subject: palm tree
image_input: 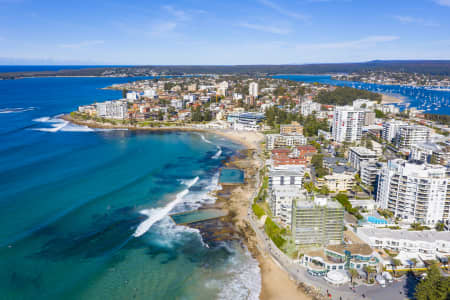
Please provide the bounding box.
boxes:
[410,258,418,270]
[363,266,376,282]
[349,268,358,284]
[392,258,402,275]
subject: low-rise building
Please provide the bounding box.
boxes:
[302,244,379,276]
[395,125,432,150]
[410,142,449,165]
[300,100,322,116]
[266,134,307,150]
[316,173,355,192]
[358,227,450,261]
[280,121,303,135]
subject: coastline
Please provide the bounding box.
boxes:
[62,114,312,300]
[381,93,405,104]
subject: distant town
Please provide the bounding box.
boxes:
[69,74,450,299]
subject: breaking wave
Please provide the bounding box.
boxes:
[0,107,36,114]
[133,176,199,237]
[212,146,222,159]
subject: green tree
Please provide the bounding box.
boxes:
[122,88,128,98]
[436,222,445,231]
[349,268,358,284]
[415,263,450,300]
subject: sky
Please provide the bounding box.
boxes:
[0,0,449,65]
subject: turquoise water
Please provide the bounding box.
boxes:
[367,216,388,225]
[273,74,450,115]
[219,169,244,184]
[0,77,261,299]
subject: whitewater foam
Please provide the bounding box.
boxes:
[199,133,213,144]
[216,246,261,300]
[212,146,222,159]
[0,107,36,114]
[133,176,199,237]
[32,116,96,132]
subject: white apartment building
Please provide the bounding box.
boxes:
[268,165,304,189]
[265,134,307,150]
[126,92,140,101]
[270,185,303,226]
[360,161,380,188]
[410,143,449,165]
[395,125,432,150]
[96,101,128,120]
[348,147,377,171]
[332,106,365,143]
[376,159,449,225]
[358,227,450,261]
[249,82,258,97]
[143,89,157,98]
[382,120,407,143]
[300,100,322,116]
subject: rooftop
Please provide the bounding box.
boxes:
[326,243,374,256]
[358,227,450,243]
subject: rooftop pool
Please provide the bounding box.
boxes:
[219,168,244,184]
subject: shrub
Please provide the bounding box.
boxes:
[252,204,265,219]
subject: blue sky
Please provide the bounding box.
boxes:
[0,0,449,65]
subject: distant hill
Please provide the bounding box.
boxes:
[1,60,449,78]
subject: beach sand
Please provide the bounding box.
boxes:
[381,94,404,104]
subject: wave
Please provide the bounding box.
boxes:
[0,107,36,114]
[133,176,199,237]
[199,133,213,144]
[32,116,94,132]
[211,245,261,300]
[212,146,222,159]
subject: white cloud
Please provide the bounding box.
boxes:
[59,40,104,49]
[149,22,177,36]
[162,5,190,21]
[434,0,450,7]
[259,0,309,21]
[296,35,399,50]
[239,22,291,35]
[393,15,439,27]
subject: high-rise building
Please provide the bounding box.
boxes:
[249,82,258,97]
[270,185,303,226]
[382,120,407,143]
[376,159,449,226]
[395,125,432,150]
[96,101,128,120]
[292,196,344,246]
[332,106,365,143]
[348,147,377,172]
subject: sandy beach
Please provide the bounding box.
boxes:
[381,93,404,104]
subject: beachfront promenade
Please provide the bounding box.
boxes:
[245,149,408,300]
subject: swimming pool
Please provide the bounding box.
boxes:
[367,216,388,225]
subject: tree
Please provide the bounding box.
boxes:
[319,185,330,195]
[349,268,358,284]
[122,88,128,98]
[375,109,385,118]
[415,263,450,300]
[436,222,445,231]
[363,266,376,281]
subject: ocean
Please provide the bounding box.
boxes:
[0,77,261,299]
[273,75,450,115]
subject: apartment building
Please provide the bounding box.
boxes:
[96,100,128,120]
[249,82,258,97]
[348,147,377,172]
[300,100,322,116]
[382,120,407,143]
[332,106,365,143]
[292,197,344,246]
[395,125,432,150]
[280,121,304,135]
[376,159,449,225]
[266,134,307,150]
[270,185,303,226]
